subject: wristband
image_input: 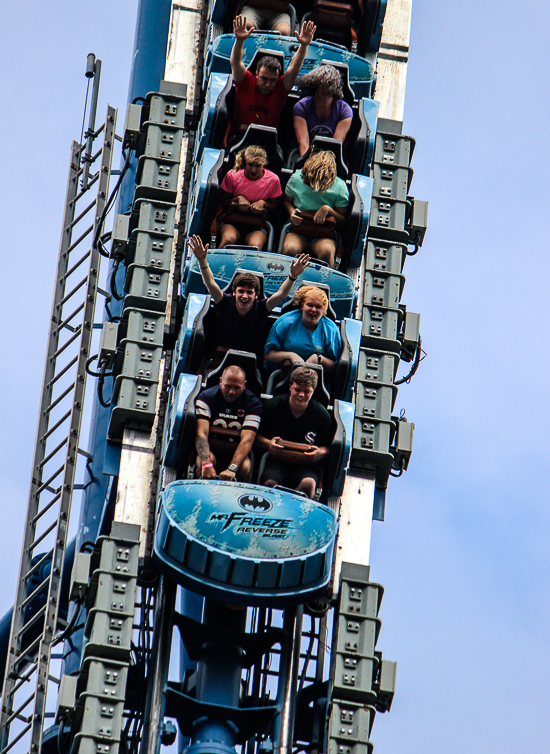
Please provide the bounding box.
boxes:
[228,463,239,473]
[200,264,208,271]
[202,462,214,469]
[317,354,322,364]
[288,274,297,282]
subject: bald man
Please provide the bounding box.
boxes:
[195,365,262,481]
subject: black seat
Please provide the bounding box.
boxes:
[205,349,264,396]
[247,47,286,75]
[222,268,266,299]
[279,281,337,320]
[319,59,355,105]
[227,125,284,175]
[293,136,348,179]
[346,99,370,175]
[266,361,330,406]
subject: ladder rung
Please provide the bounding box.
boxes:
[25,549,53,581]
[52,328,81,361]
[45,384,74,417]
[41,410,72,444]
[31,491,61,526]
[46,356,78,390]
[59,276,88,308]
[11,663,37,695]
[35,466,64,496]
[5,691,35,728]
[67,198,97,231]
[38,436,68,470]
[71,170,99,205]
[2,720,32,753]
[12,634,41,669]
[26,519,57,554]
[16,604,47,637]
[53,303,85,335]
[66,224,93,255]
[63,248,91,283]
[19,579,49,613]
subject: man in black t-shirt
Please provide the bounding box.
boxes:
[255,367,332,499]
[189,235,309,358]
[195,365,262,481]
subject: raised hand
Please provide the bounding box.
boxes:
[295,20,315,46]
[233,14,254,40]
[189,234,208,261]
[290,253,310,278]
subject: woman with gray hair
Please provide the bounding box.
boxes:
[293,65,353,156]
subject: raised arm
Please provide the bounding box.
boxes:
[188,235,223,304]
[283,21,316,91]
[266,254,310,311]
[231,15,253,84]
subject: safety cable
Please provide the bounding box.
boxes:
[92,146,133,253]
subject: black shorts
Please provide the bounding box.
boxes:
[261,458,320,489]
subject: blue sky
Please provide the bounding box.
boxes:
[1,1,550,752]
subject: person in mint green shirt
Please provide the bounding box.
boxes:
[283,150,349,268]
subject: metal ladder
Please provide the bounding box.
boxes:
[0,101,117,754]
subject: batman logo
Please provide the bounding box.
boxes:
[238,494,272,513]
[267,263,284,272]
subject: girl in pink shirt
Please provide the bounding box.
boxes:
[219,146,282,250]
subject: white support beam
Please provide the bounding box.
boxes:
[374,0,412,121]
[332,474,375,594]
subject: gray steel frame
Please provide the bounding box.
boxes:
[0,105,116,754]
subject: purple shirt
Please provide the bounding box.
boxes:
[293,96,353,140]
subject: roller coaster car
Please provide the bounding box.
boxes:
[266,283,361,402]
[303,0,354,50]
[301,0,386,56]
[208,33,375,98]
[181,247,357,319]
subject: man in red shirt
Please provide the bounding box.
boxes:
[230,14,316,135]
